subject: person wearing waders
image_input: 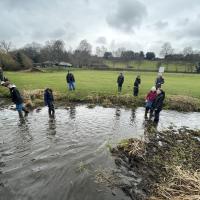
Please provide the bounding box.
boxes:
[133,75,141,96]
[155,74,165,89]
[145,86,157,118]
[6,83,29,118]
[117,73,124,93]
[44,88,55,117]
[66,71,75,91]
[153,88,165,123]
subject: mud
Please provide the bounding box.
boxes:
[111,125,200,200]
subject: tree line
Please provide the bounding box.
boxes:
[0,39,199,71]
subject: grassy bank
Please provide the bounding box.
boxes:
[0,70,200,111]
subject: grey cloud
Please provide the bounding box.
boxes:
[154,21,168,29]
[96,37,107,44]
[106,0,147,32]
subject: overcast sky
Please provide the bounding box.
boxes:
[0,0,200,54]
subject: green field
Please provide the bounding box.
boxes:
[1,70,200,99]
[104,60,195,73]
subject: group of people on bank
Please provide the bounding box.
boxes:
[117,72,165,123]
[1,66,165,123]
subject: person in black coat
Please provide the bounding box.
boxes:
[155,74,165,89]
[0,67,4,82]
[117,73,124,93]
[153,88,165,123]
[133,75,141,96]
[6,84,29,118]
[44,88,55,117]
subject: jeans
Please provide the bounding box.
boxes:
[68,82,75,90]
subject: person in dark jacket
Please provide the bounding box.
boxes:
[44,88,55,117]
[0,67,4,82]
[6,83,29,118]
[155,74,165,89]
[117,73,124,93]
[66,71,75,91]
[153,88,165,123]
[133,75,141,96]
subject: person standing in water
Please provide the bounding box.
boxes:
[3,82,29,118]
[44,88,55,117]
[117,72,124,93]
[133,75,141,96]
[145,86,157,118]
[153,88,165,123]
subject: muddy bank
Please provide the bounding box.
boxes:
[1,89,199,112]
[111,126,200,200]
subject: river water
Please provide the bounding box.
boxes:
[0,105,200,200]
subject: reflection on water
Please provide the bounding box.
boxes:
[47,117,57,136]
[0,105,200,200]
[69,106,76,120]
[115,107,121,121]
[130,109,136,125]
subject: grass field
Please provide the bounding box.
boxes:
[1,69,200,99]
[104,60,195,73]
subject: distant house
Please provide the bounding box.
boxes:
[57,62,72,67]
[42,61,55,67]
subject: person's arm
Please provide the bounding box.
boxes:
[122,77,124,84]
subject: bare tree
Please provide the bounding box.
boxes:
[0,40,12,53]
[113,47,126,57]
[183,46,193,56]
[77,40,92,54]
[96,46,107,57]
[160,42,174,57]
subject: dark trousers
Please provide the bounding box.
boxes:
[48,103,55,117]
[118,84,122,92]
[133,87,139,96]
[154,109,161,123]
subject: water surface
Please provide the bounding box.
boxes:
[0,105,200,200]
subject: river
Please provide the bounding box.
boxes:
[0,105,200,200]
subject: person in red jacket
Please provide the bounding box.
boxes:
[145,86,157,118]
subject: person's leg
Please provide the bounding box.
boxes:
[16,104,24,118]
[48,106,51,116]
[154,109,161,123]
[134,87,138,96]
[145,107,150,118]
[72,82,75,90]
[51,103,55,117]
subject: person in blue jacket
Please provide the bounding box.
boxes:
[44,88,55,117]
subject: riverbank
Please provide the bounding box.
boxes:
[111,126,200,200]
[1,89,200,112]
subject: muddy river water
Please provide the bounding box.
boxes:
[0,104,200,200]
